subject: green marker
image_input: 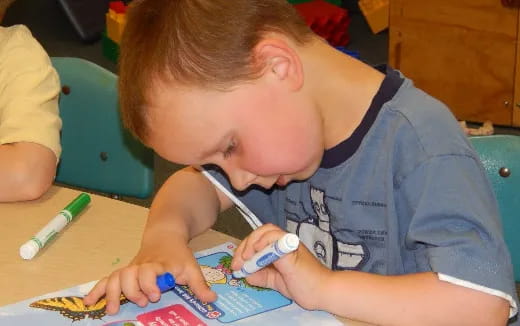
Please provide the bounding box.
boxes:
[19,193,91,260]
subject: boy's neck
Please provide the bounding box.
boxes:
[301,39,385,150]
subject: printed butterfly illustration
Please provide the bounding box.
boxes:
[29,294,129,321]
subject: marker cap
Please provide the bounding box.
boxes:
[279,233,300,253]
[20,240,39,260]
[156,272,176,292]
[64,193,91,217]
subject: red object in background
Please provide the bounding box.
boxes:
[294,0,351,46]
[109,1,127,13]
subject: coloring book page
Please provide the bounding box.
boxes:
[0,242,341,325]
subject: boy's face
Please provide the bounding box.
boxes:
[146,74,325,191]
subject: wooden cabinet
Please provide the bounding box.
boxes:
[389,0,520,126]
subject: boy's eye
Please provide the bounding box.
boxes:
[223,140,237,159]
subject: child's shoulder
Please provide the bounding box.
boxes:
[0,24,46,55]
[0,24,33,43]
[381,75,473,158]
[0,24,53,71]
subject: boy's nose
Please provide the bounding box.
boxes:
[228,169,257,191]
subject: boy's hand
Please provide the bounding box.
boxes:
[231,224,331,310]
[83,239,216,315]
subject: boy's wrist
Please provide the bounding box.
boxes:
[137,226,191,263]
[143,218,190,244]
[315,269,346,312]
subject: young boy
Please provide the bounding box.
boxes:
[0,0,62,202]
[84,0,518,324]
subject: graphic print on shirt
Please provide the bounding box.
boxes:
[286,186,368,270]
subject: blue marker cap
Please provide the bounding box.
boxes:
[156,272,176,292]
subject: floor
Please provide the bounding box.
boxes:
[4,0,520,240]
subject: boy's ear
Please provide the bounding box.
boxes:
[253,38,304,91]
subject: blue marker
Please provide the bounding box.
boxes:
[156,272,176,292]
[233,233,300,278]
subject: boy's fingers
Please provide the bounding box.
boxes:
[187,268,217,303]
[247,267,290,298]
[104,273,123,315]
[246,267,273,288]
[120,267,148,307]
[241,224,285,260]
[139,265,165,302]
[232,224,283,270]
[231,237,250,270]
[253,229,287,253]
[83,278,108,305]
[239,228,264,260]
[233,229,297,278]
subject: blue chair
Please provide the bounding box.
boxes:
[470,135,520,281]
[51,57,154,199]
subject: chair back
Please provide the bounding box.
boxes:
[51,57,154,198]
[470,135,520,281]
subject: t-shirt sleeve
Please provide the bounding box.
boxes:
[397,154,518,318]
[0,25,62,160]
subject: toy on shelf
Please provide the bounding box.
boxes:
[102,31,120,64]
[358,0,389,34]
[103,1,127,63]
[294,0,351,47]
[106,1,127,44]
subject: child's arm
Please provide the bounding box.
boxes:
[320,269,509,326]
[84,166,234,314]
[233,224,510,326]
[0,142,56,201]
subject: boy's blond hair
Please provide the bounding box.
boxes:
[119,0,313,142]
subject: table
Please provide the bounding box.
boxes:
[0,186,370,325]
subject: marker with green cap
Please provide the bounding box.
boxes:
[19,193,91,260]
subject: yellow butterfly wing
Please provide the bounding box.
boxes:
[30,295,129,321]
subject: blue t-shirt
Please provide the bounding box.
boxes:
[206,67,518,320]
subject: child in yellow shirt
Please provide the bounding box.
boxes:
[0,0,62,201]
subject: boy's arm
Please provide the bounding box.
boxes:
[324,153,514,325]
[85,166,235,313]
[0,142,56,202]
[235,225,511,326]
[142,166,234,244]
[320,270,509,326]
